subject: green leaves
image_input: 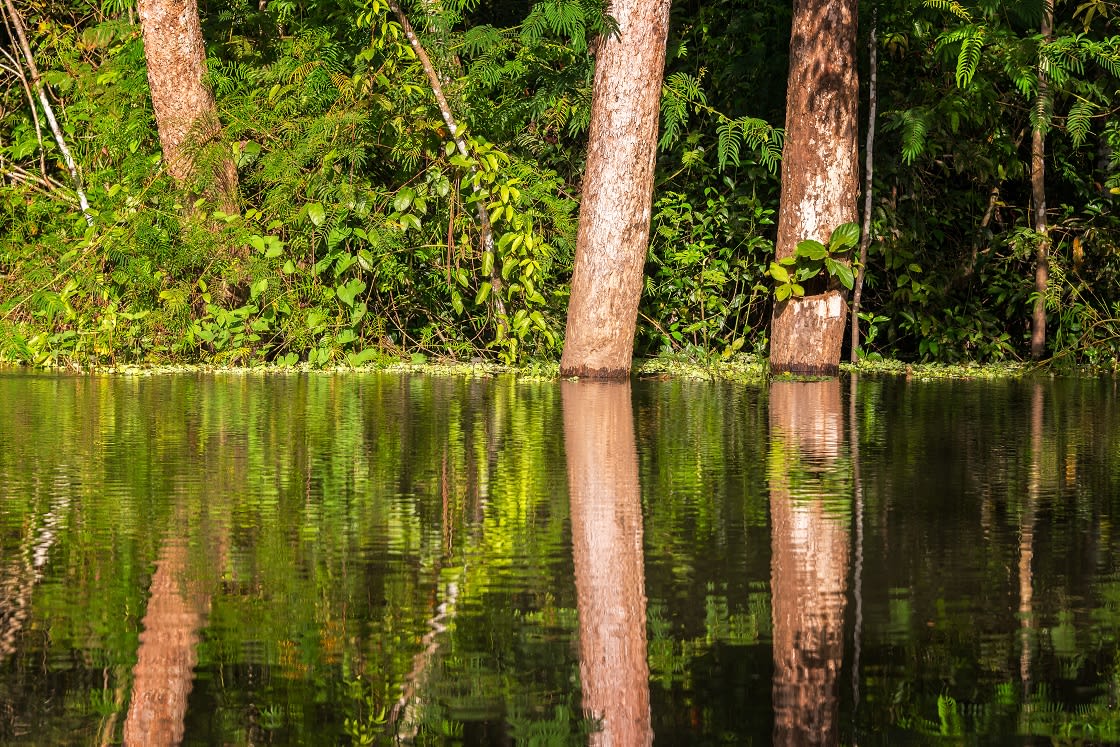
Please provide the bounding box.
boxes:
[770,222,860,300]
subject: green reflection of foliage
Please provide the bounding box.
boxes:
[0,372,587,744]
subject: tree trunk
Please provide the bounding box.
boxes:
[771,0,859,376]
[137,0,239,216]
[768,380,849,746]
[559,0,671,379]
[563,380,652,746]
[850,10,877,363]
[1030,1,1053,360]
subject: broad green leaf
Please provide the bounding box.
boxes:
[795,239,828,260]
[829,222,861,250]
[392,188,415,212]
[307,202,326,227]
[250,278,268,299]
[775,283,791,302]
[769,261,790,283]
[475,282,492,304]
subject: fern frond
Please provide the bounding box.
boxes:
[924,0,973,22]
[955,26,986,88]
[1064,94,1095,146]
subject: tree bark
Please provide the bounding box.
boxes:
[850,11,877,363]
[559,0,671,379]
[137,0,239,216]
[1030,1,1053,360]
[768,380,849,746]
[771,0,859,376]
[563,380,652,746]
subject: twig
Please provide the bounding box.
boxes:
[386,0,508,335]
[1,0,94,225]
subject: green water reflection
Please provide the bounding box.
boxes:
[1,372,1119,744]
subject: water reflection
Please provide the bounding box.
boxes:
[563,380,653,747]
[123,533,207,746]
[769,380,850,746]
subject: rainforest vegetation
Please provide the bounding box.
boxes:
[3,0,1120,370]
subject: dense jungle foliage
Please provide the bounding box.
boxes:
[3,0,1120,368]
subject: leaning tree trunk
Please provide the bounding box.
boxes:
[559,0,671,378]
[137,0,239,218]
[770,0,860,376]
[1030,0,1053,360]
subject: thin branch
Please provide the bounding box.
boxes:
[851,10,878,362]
[386,0,508,336]
[1,0,94,225]
[0,29,47,175]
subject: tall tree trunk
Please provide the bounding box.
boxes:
[563,380,652,746]
[559,0,671,378]
[851,10,877,363]
[769,380,849,746]
[770,0,859,376]
[137,0,239,217]
[1030,1,1053,360]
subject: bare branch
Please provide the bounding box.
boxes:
[386,0,508,333]
[1,0,94,225]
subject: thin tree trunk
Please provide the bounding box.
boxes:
[559,0,672,378]
[137,0,239,217]
[851,11,877,363]
[1,0,93,224]
[386,0,508,333]
[563,380,652,746]
[1030,1,1053,360]
[770,0,859,376]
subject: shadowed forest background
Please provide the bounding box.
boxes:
[4,0,1120,369]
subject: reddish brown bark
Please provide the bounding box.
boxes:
[768,380,849,746]
[138,0,239,215]
[123,538,208,747]
[1030,1,1053,360]
[771,0,859,376]
[563,380,652,746]
[559,0,671,379]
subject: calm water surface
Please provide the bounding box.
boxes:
[1,371,1119,745]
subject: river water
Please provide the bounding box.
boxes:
[0,371,1118,744]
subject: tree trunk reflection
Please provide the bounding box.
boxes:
[123,525,210,746]
[563,380,652,747]
[769,380,850,746]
